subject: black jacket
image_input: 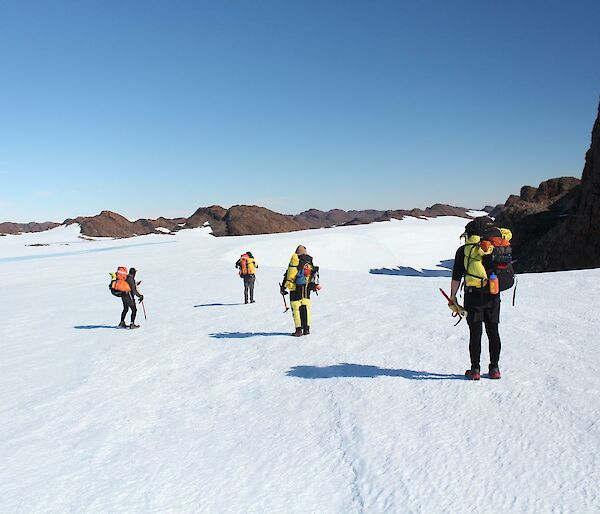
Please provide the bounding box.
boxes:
[126,275,142,299]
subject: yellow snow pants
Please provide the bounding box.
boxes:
[291,298,311,328]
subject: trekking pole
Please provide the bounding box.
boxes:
[439,288,466,326]
[136,281,147,320]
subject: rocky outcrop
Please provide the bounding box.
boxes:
[63,211,184,239]
[0,221,60,235]
[570,103,600,268]
[182,205,228,235]
[294,204,470,228]
[494,102,600,272]
[224,205,309,236]
[294,209,366,228]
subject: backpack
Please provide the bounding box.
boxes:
[464,218,515,292]
[485,229,515,292]
[295,255,314,285]
[238,254,250,276]
[110,266,131,295]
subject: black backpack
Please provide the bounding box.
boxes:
[486,245,515,292]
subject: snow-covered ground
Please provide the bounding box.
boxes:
[1,217,599,513]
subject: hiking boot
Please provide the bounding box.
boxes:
[129,323,140,330]
[465,367,481,380]
[250,300,255,303]
[291,328,303,337]
[118,321,127,328]
[488,366,501,379]
[303,326,310,335]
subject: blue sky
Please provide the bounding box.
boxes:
[1,0,599,222]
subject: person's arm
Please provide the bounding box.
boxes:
[128,276,143,299]
[235,259,241,269]
[449,246,464,299]
[450,279,461,298]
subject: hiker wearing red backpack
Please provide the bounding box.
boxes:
[109,266,144,329]
[235,251,258,304]
[448,217,515,380]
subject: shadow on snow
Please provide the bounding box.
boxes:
[287,363,465,380]
[210,331,290,339]
[194,303,245,308]
[370,259,454,277]
[74,325,121,330]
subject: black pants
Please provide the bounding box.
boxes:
[465,290,501,369]
[121,294,137,324]
[243,275,255,303]
[468,321,501,369]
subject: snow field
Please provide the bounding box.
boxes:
[1,218,599,513]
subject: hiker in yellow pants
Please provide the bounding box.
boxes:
[280,245,320,337]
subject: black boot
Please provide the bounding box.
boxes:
[118,321,127,328]
[303,326,310,335]
[291,327,303,337]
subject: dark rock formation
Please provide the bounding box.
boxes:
[1,202,472,239]
[482,206,495,213]
[494,102,600,272]
[63,211,184,238]
[224,205,309,236]
[0,221,60,235]
[182,205,228,235]
[294,204,470,228]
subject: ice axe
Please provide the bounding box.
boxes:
[279,283,290,313]
[439,288,467,326]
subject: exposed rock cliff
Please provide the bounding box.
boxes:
[494,102,600,271]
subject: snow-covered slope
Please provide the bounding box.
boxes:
[1,218,598,513]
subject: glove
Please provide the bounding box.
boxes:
[280,284,288,296]
[448,302,461,316]
[447,296,466,317]
[138,295,144,302]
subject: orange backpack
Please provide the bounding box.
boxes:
[239,254,249,276]
[111,266,131,293]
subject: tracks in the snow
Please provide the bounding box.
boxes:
[324,382,399,513]
[328,389,365,512]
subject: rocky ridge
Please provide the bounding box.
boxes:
[0,221,60,236]
[1,204,471,238]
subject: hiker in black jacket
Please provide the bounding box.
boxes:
[448,217,508,380]
[119,268,144,329]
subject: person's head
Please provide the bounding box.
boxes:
[129,267,137,277]
[246,251,253,258]
[295,245,307,255]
